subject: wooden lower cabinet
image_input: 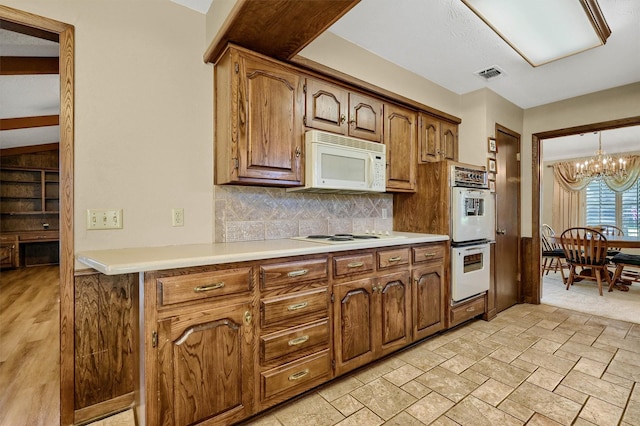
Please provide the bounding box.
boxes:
[136,243,451,425]
[412,263,446,341]
[333,270,412,376]
[156,301,254,425]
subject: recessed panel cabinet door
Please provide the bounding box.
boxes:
[440,121,458,161]
[305,78,348,134]
[157,302,254,426]
[412,263,445,341]
[384,104,417,192]
[237,54,304,185]
[348,93,383,142]
[333,278,376,376]
[378,271,412,356]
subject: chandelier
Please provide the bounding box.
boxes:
[575,132,628,181]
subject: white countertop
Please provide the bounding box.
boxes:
[76,232,448,275]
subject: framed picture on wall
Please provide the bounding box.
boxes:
[488,158,497,173]
[489,179,496,193]
[488,137,497,153]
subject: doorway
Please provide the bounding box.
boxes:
[531,116,640,304]
[0,5,74,425]
[494,124,521,312]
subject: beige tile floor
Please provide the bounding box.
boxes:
[243,303,640,426]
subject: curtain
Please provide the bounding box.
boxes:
[552,177,581,232]
[552,154,640,193]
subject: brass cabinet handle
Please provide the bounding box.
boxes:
[287,269,308,278]
[339,114,346,124]
[287,301,308,311]
[424,253,436,257]
[288,369,310,381]
[465,306,476,312]
[388,256,402,262]
[295,146,301,158]
[243,310,252,325]
[288,335,309,346]
[194,282,225,292]
[347,262,364,268]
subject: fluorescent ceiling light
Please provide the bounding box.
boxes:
[462,0,611,67]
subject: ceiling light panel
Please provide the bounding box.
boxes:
[462,0,611,67]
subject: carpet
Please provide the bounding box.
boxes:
[541,270,639,324]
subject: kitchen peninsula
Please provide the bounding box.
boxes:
[74,231,462,425]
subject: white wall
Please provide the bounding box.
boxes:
[3,0,215,255]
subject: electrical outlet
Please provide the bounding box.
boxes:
[87,209,123,230]
[382,208,388,219]
[172,208,184,227]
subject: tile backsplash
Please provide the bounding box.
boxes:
[214,185,393,242]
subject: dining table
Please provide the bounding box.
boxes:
[548,234,640,291]
[549,234,640,249]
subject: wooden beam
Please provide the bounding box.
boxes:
[0,56,59,74]
[204,0,360,63]
[0,115,59,130]
[0,18,59,42]
[0,142,59,157]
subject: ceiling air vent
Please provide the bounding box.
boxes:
[475,66,505,81]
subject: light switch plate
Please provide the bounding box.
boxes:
[87,209,123,230]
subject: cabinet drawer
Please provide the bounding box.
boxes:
[413,244,445,264]
[378,248,410,269]
[261,288,328,327]
[261,349,331,400]
[158,267,252,306]
[450,295,486,326]
[260,258,328,289]
[261,319,329,363]
[333,252,374,277]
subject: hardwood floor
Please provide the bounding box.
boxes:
[0,265,60,425]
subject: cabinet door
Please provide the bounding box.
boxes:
[441,121,458,161]
[348,93,383,142]
[412,263,445,341]
[304,78,348,134]
[384,104,416,192]
[418,113,441,163]
[237,54,304,185]
[157,302,254,425]
[0,241,18,268]
[333,278,376,376]
[377,271,412,356]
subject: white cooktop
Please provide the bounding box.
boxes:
[290,233,407,245]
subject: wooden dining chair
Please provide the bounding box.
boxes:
[597,224,624,256]
[559,227,614,296]
[541,225,566,282]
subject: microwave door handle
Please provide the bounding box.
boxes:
[367,154,374,188]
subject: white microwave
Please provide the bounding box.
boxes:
[287,130,386,194]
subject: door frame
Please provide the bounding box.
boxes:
[530,116,640,304]
[0,5,75,425]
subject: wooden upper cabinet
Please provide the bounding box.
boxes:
[418,113,458,163]
[304,79,382,143]
[384,103,417,192]
[215,46,304,186]
[304,78,348,134]
[348,92,383,142]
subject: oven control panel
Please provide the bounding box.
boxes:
[452,166,488,188]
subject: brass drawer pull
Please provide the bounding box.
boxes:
[194,282,225,292]
[387,256,402,262]
[465,306,476,312]
[424,252,436,257]
[288,369,309,381]
[347,262,364,268]
[288,335,309,346]
[287,269,308,278]
[287,301,308,311]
